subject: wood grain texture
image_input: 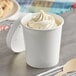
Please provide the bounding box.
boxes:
[0,10,76,76]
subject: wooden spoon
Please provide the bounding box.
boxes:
[55,58,76,76]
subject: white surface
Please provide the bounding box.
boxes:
[21,13,64,68]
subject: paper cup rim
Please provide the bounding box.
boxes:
[21,13,64,31]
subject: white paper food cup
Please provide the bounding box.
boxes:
[21,13,64,68]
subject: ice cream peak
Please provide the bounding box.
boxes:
[27,10,60,30]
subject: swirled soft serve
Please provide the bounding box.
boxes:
[26,10,60,30]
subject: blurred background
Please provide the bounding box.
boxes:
[0,0,76,31]
[17,0,74,14]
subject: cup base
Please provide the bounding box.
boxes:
[26,61,59,69]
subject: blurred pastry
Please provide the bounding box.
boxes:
[0,0,14,18]
[32,0,55,7]
[29,0,55,13]
[0,6,4,18]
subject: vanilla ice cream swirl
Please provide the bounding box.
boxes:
[27,10,58,30]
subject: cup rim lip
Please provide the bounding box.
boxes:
[21,13,64,31]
